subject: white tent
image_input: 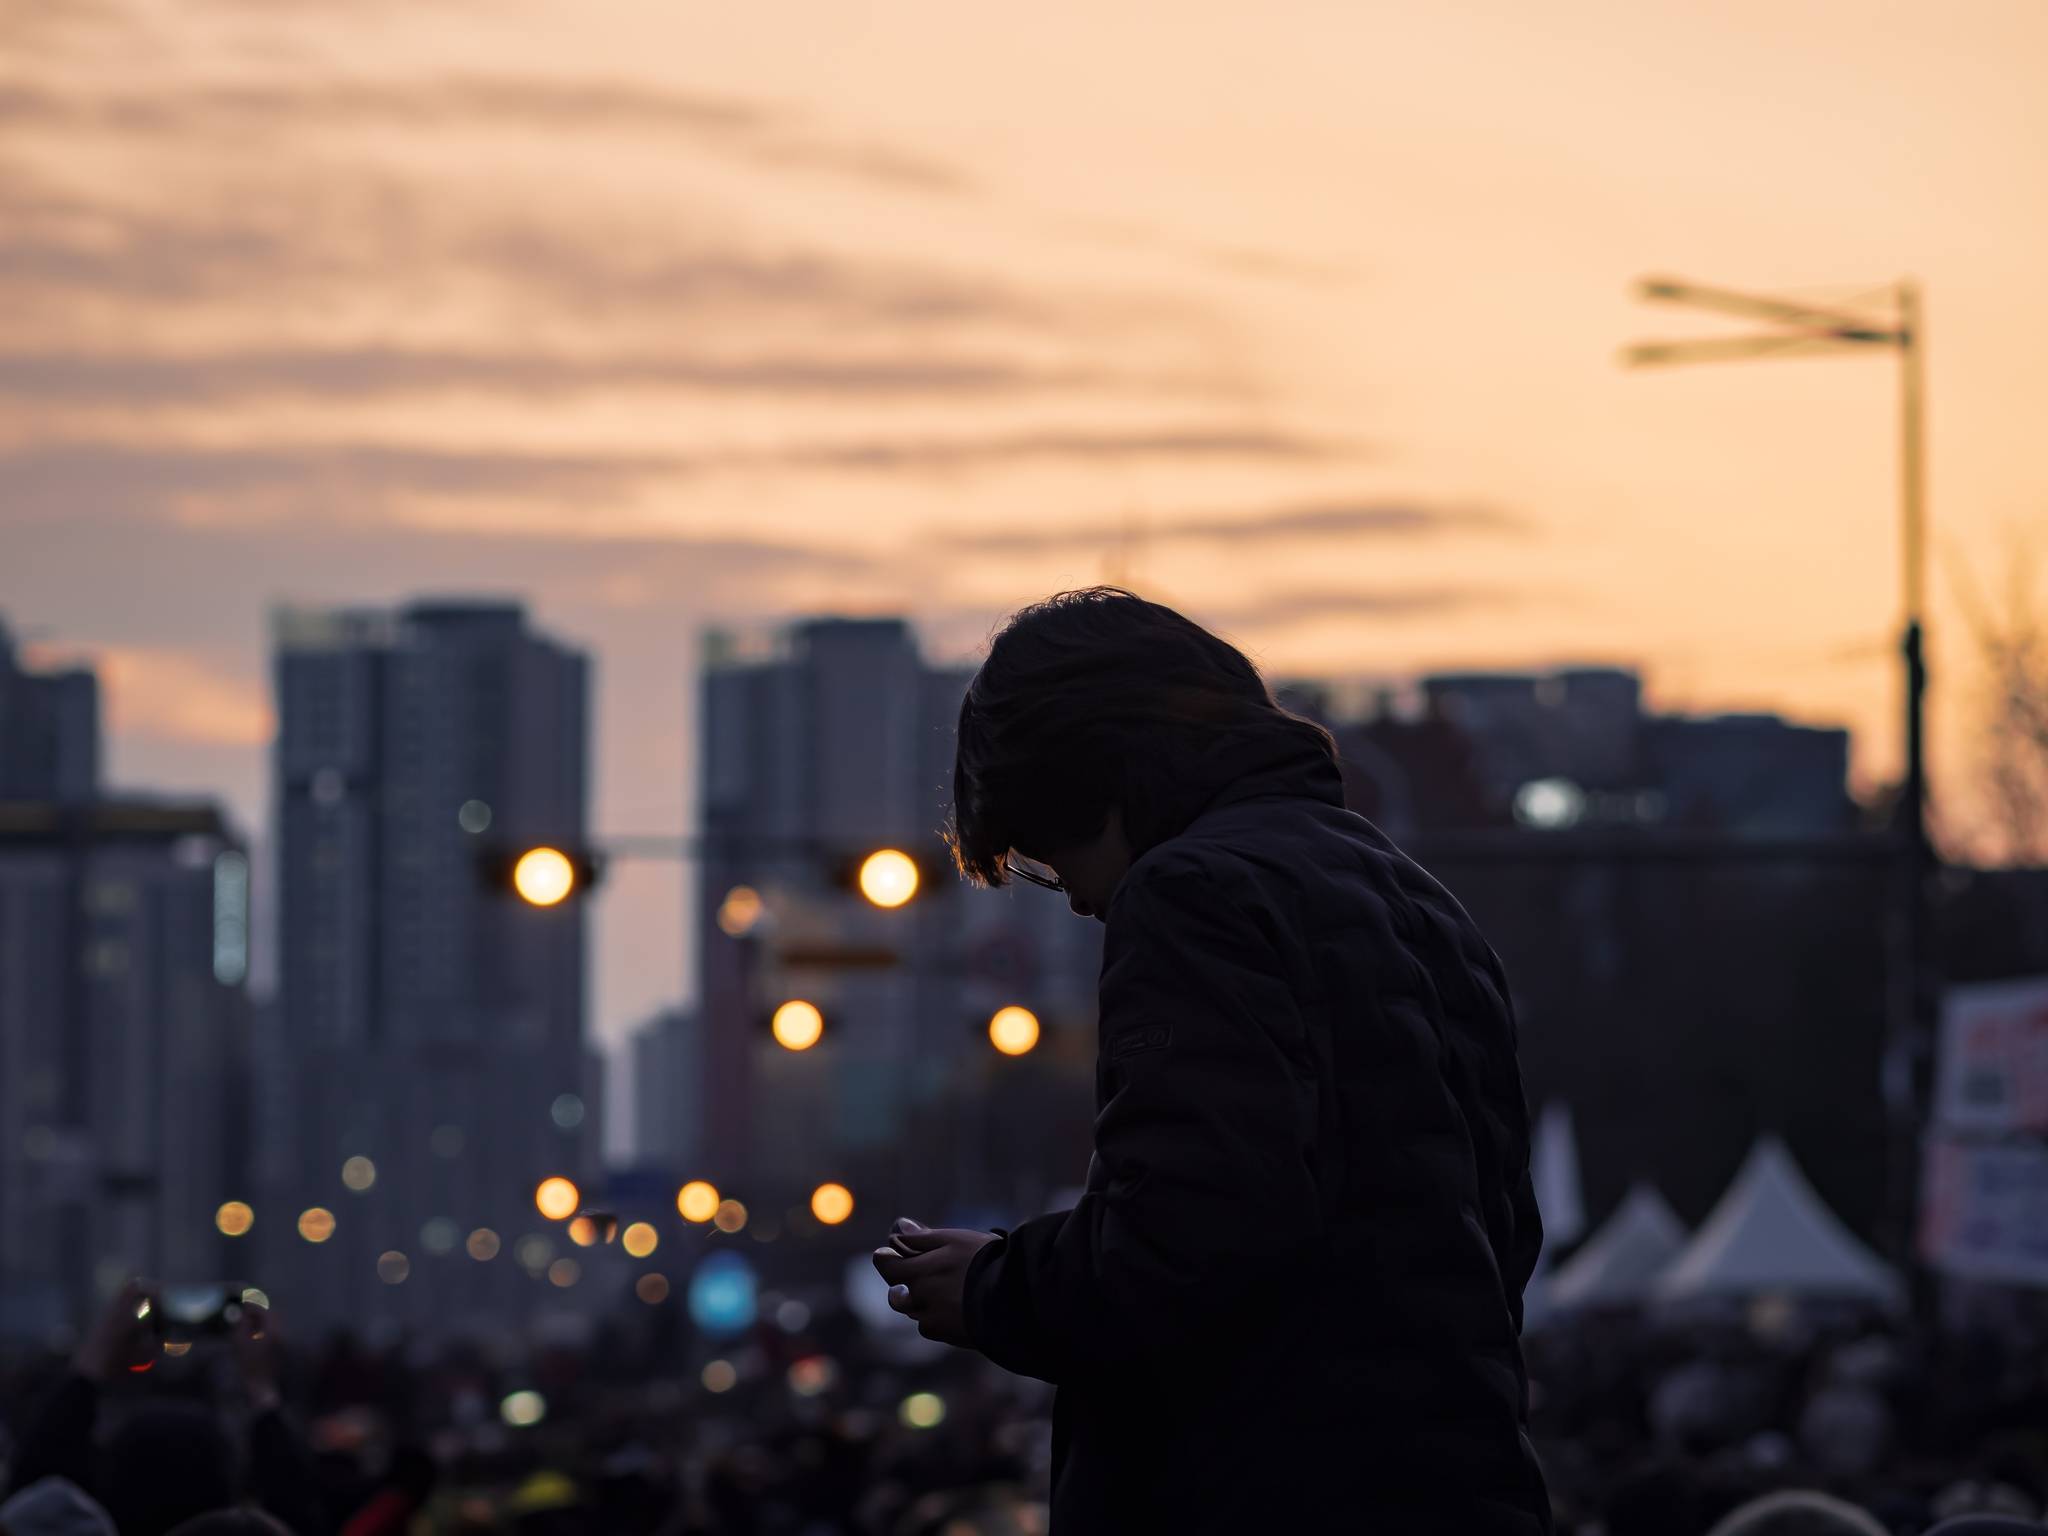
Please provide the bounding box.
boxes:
[1544,1183,1689,1312]
[1532,1102,1587,1250]
[1654,1138,1902,1309]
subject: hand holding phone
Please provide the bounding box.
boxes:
[75,1276,160,1381]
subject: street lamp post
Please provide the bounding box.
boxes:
[1624,276,1933,1263]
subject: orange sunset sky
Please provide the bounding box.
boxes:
[5,0,2046,1046]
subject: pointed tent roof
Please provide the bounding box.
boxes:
[1654,1138,1902,1308]
[1543,1182,1688,1311]
[1532,1102,1587,1250]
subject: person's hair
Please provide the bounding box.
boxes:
[1702,1490,1890,1536]
[948,587,1335,885]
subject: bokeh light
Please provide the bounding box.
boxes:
[500,1390,545,1427]
[420,1217,459,1255]
[457,799,492,834]
[989,1005,1041,1056]
[516,1235,553,1273]
[215,1200,254,1237]
[298,1207,336,1243]
[858,848,920,908]
[717,885,764,936]
[241,1287,270,1309]
[340,1156,376,1192]
[677,1180,720,1223]
[512,847,575,906]
[810,1182,854,1225]
[567,1215,599,1247]
[547,1258,580,1288]
[534,1176,579,1220]
[771,999,824,1051]
[635,1272,670,1305]
[376,1251,411,1285]
[900,1392,946,1429]
[714,1199,749,1233]
[701,1359,737,1393]
[622,1222,659,1258]
[788,1355,837,1396]
[550,1092,585,1129]
[688,1251,758,1335]
[467,1227,501,1261]
[776,1298,812,1332]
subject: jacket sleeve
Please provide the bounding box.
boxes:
[963,860,1324,1383]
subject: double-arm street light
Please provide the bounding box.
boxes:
[1624,275,1931,1258]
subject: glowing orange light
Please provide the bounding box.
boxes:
[534,1177,579,1221]
[635,1272,670,1304]
[215,1200,255,1237]
[513,847,576,907]
[988,1005,1041,1056]
[858,849,919,909]
[810,1182,854,1226]
[717,885,764,936]
[297,1207,336,1243]
[677,1180,720,1223]
[714,1199,748,1233]
[622,1221,659,1258]
[771,1000,824,1051]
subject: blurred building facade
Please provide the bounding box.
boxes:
[694,619,1099,1233]
[630,1005,702,1170]
[268,600,594,1329]
[0,624,249,1337]
[0,617,98,803]
[1302,665,1855,840]
[1290,664,1881,1239]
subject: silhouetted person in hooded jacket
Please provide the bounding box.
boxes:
[875,588,1552,1533]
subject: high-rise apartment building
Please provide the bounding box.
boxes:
[695,619,1100,1227]
[270,601,592,1326]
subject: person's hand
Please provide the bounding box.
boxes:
[74,1276,159,1382]
[871,1219,996,1347]
[232,1302,283,1412]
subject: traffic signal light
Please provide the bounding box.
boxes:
[478,845,606,905]
[828,847,943,908]
[768,999,827,1050]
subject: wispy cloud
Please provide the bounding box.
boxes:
[770,426,1350,473]
[0,158,1213,367]
[95,645,275,746]
[945,501,1513,553]
[0,441,677,530]
[0,346,1142,406]
[1206,585,1510,632]
[0,76,973,195]
[0,429,1348,532]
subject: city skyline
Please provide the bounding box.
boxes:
[3,604,1870,1059]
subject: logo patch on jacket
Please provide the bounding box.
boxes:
[1109,1024,1172,1060]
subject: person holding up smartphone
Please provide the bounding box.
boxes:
[2,1280,325,1535]
[873,588,1552,1534]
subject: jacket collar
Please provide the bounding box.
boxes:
[1188,729,1345,821]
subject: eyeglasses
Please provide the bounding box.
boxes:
[1004,853,1065,893]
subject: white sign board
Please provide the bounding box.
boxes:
[1932,977,2048,1136]
[1920,1135,2048,1287]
